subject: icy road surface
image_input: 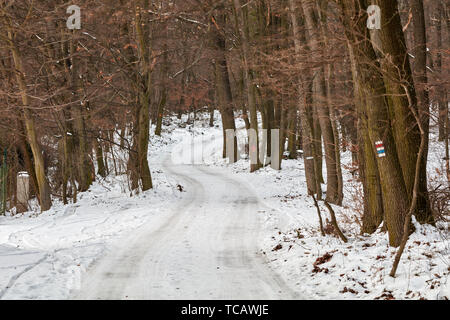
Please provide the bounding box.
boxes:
[74,154,299,299]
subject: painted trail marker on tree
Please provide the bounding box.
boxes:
[375,141,386,158]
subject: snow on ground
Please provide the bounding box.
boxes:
[0,110,448,300]
[0,172,183,299]
[196,116,449,300]
[0,114,202,299]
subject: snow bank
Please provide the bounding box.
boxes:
[0,114,198,299]
[201,120,449,300]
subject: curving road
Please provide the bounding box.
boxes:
[73,149,299,299]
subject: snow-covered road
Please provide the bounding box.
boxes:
[73,153,299,299]
[0,114,447,300]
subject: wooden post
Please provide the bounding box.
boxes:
[16,172,30,213]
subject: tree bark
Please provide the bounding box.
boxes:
[436,1,447,142]
[340,0,410,246]
[301,0,340,204]
[7,29,52,212]
[155,37,168,137]
[95,137,106,178]
[410,0,432,224]
[288,0,319,195]
[233,0,261,172]
[211,12,238,163]
[375,0,432,224]
[134,0,153,191]
[347,42,384,233]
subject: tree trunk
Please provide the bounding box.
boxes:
[134,0,153,191]
[95,137,106,178]
[301,0,340,204]
[326,65,344,205]
[340,0,410,246]
[71,104,92,192]
[436,1,447,142]
[288,0,320,196]
[313,104,324,186]
[7,29,52,212]
[287,109,298,159]
[155,89,166,137]
[347,42,384,233]
[375,0,432,224]
[212,13,238,163]
[233,0,261,172]
[155,38,169,137]
[17,120,40,204]
[410,0,433,224]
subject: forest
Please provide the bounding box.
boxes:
[0,0,448,300]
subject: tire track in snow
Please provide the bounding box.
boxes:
[0,254,49,299]
[73,140,301,299]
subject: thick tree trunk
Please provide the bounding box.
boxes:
[326,65,344,205]
[301,0,340,204]
[134,0,153,191]
[155,40,169,137]
[320,0,344,205]
[212,14,238,163]
[137,92,153,190]
[17,120,40,204]
[375,0,432,224]
[313,104,324,186]
[233,0,261,172]
[358,120,384,234]
[288,0,320,196]
[8,30,52,212]
[436,2,447,142]
[410,0,432,224]
[60,30,92,194]
[71,104,92,192]
[341,0,410,246]
[347,42,384,233]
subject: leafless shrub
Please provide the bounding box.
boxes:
[429,184,450,224]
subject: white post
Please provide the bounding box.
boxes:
[16,172,29,213]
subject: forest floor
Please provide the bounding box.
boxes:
[0,111,448,299]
